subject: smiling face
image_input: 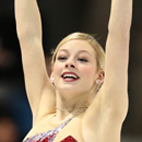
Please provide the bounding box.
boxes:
[52,39,99,96]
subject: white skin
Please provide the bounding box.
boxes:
[15,0,132,141]
[52,39,104,119]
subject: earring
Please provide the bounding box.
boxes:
[51,77,54,83]
[96,79,100,84]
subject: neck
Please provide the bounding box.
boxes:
[55,89,95,121]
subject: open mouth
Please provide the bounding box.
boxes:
[61,72,79,82]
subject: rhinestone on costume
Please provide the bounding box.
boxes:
[60,135,78,142]
[23,116,75,142]
[41,137,48,142]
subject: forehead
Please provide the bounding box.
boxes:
[58,39,96,55]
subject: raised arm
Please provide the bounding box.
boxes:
[15,0,55,125]
[101,0,132,119]
[85,0,132,123]
[83,1,132,141]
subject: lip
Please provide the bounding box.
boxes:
[61,71,80,82]
[61,71,79,77]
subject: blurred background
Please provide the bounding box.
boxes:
[0,0,142,141]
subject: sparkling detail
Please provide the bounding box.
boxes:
[23,116,75,142]
[60,135,78,142]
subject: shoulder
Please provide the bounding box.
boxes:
[24,113,55,141]
[82,89,126,142]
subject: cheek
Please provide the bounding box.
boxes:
[52,62,62,75]
[82,67,91,75]
[80,65,97,80]
[81,64,96,74]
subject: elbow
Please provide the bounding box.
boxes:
[108,22,131,38]
[17,30,29,42]
[17,29,41,46]
[108,27,130,38]
[16,25,42,43]
[107,28,130,42]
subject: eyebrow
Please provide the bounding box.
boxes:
[58,49,92,55]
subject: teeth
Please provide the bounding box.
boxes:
[63,74,78,79]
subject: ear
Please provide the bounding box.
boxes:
[50,72,54,80]
[96,70,105,84]
[50,72,55,85]
[50,64,55,78]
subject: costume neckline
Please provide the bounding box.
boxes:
[23,115,75,142]
[49,111,84,127]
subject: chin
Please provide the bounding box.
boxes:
[58,86,83,95]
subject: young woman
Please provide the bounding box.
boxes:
[15,0,133,142]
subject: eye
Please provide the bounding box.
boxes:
[57,56,67,61]
[78,58,88,62]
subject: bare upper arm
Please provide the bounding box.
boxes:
[15,0,56,125]
[102,33,129,110]
[90,0,132,117]
[83,0,132,140]
[82,90,123,142]
[20,38,56,124]
[89,33,129,121]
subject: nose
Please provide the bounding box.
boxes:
[65,64,75,68]
[65,60,75,68]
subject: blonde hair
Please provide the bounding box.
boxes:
[51,32,105,71]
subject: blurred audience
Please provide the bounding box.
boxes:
[0,36,16,70]
[0,116,20,142]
